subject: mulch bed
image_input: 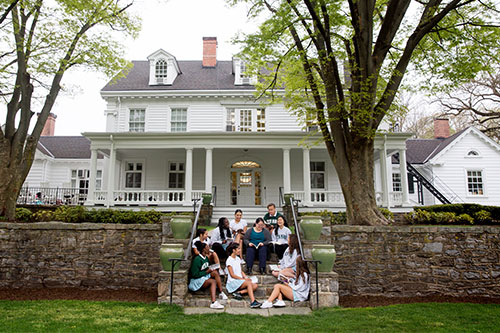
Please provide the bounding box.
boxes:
[1,288,499,308]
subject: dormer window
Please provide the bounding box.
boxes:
[148,49,181,86]
[240,62,250,85]
[155,59,168,83]
[467,150,479,157]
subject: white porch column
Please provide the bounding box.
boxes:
[85,149,98,205]
[399,148,410,205]
[283,148,291,194]
[303,148,311,206]
[107,142,116,208]
[185,148,193,204]
[379,140,390,208]
[205,148,213,193]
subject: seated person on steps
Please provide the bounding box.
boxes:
[225,243,262,308]
[244,217,271,275]
[271,215,292,260]
[229,209,247,260]
[263,203,283,232]
[192,228,220,268]
[210,217,232,262]
[188,241,228,309]
[271,233,299,279]
[260,256,310,309]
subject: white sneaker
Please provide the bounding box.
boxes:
[260,300,273,309]
[210,301,224,309]
[274,300,286,307]
[219,292,228,300]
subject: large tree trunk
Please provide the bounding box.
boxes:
[0,136,36,221]
[335,138,388,226]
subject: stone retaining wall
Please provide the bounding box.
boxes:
[0,222,161,289]
[331,225,500,297]
[1,222,499,299]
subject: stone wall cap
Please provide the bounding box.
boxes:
[0,221,162,231]
[331,225,500,233]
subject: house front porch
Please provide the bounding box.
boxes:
[82,131,413,211]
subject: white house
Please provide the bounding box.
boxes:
[400,119,500,206]
[21,37,413,216]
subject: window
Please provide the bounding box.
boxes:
[256,108,266,132]
[392,173,402,192]
[71,169,102,191]
[408,174,415,194]
[125,162,143,189]
[240,61,250,84]
[168,162,185,188]
[129,109,145,132]
[310,161,325,189]
[467,150,479,157]
[155,59,167,82]
[226,108,266,132]
[467,170,484,195]
[171,108,187,132]
[226,108,235,131]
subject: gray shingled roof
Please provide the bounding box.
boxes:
[38,136,91,159]
[406,128,468,164]
[102,60,256,92]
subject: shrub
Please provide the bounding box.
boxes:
[54,206,87,223]
[379,208,394,222]
[456,213,474,225]
[474,210,492,224]
[33,210,55,222]
[433,212,456,224]
[15,208,33,222]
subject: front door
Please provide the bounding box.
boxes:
[230,162,262,206]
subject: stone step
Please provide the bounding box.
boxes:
[185,295,311,308]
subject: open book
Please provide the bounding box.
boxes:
[209,263,220,270]
[278,273,289,284]
[269,264,280,272]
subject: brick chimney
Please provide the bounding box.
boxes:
[202,37,217,67]
[41,113,57,136]
[434,118,450,139]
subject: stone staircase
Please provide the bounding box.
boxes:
[158,215,339,309]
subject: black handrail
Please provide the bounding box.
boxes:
[185,199,203,260]
[304,259,321,309]
[289,196,304,258]
[168,258,187,305]
[288,196,321,309]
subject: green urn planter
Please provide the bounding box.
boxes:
[312,244,336,272]
[283,193,294,206]
[300,215,323,240]
[159,243,184,271]
[202,193,212,205]
[170,215,192,239]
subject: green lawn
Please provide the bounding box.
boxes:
[1,300,499,332]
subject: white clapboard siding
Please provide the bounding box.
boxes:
[266,105,302,132]
[430,131,500,205]
[189,105,223,132]
[145,104,168,132]
[24,160,45,187]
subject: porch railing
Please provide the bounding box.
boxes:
[290,190,404,207]
[17,187,86,206]
[93,190,206,205]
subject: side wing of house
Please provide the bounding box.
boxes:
[428,128,500,205]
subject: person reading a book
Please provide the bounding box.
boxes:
[192,228,220,269]
[225,243,262,308]
[263,203,283,232]
[271,216,292,260]
[188,241,228,309]
[229,209,248,260]
[260,256,311,309]
[244,217,272,274]
[271,233,299,279]
[210,217,233,261]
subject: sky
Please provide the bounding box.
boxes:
[49,0,259,136]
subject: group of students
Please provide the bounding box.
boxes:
[188,203,311,309]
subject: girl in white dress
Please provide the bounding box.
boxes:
[225,243,262,308]
[260,256,310,308]
[229,209,247,259]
